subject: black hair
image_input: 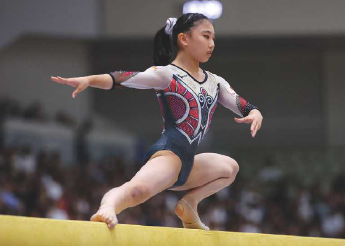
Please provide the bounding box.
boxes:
[153,13,209,66]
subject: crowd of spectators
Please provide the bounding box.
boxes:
[0,144,344,239]
[0,96,344,238]
[0,97,77,128]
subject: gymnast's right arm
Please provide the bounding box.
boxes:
[51,66,172,98]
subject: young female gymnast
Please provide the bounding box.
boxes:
[51,13,263,230]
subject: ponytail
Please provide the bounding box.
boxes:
[153,27,174,66]
[153,13,209,66]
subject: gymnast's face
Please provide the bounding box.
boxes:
[178,19,216,63]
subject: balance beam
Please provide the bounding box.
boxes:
[0,215,344,246]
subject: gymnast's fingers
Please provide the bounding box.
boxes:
[252,127,257,138]
[253,125,258,138]
[234,116,252,124]
[72,82,89,98]
[250,120,257,132]
[257,122,262,131]
[57,76,72,85]
[52,76,80,88]
[72,87,83,98]
[253,122,261,138]
[51,76,64,84]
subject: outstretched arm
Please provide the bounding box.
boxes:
[51,66,172,98]
[51,74,112,98]
[217,75,263,138]
[109,66,172,90]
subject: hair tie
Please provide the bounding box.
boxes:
[164,18,177,36]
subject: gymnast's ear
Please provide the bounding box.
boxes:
[177,33,188,48]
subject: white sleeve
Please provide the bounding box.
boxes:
[109,66,172,90]
[217,75,258,117]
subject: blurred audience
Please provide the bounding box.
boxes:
[0,96,344,239]
[0,144,344,239]
[0,96,75,127]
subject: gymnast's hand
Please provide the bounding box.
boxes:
[51,76,90,98]
[234,109,263,138]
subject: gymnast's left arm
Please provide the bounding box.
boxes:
[217,75,263,138]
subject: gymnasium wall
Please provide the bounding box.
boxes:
[104,0,345,37]
[0,36,92,124]
[324,48,345,146]
[3,0,345,51]
[0,0,101,50]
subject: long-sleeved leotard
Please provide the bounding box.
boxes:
[110,64,258,131]
[109,64,258,188]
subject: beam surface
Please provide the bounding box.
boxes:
[0,215,344,246]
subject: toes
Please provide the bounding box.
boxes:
[102,214,118,229]
[90,213,102,222]
[105,216,118,229]
[90,212,108,223]
[99,213,112,224]
[202,223,210,230]
[90,212,118,229]
[108,220,118,229]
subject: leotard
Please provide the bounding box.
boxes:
[109,64,258,188]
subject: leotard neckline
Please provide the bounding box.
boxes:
[169,64,208,84]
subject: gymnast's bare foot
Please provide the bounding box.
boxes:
[174,196,210,230]
[91,204,118,229]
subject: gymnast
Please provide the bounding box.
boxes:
[51,13,263,230]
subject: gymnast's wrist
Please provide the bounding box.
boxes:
[87,74,113,90]
[249,109,261,116]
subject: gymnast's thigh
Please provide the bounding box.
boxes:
[130,150,182,194]
[168,152,239,191]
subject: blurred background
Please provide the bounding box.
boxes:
[0,0,344,238]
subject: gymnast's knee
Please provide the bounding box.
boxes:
[225,158,240,179]
[128,183,152,205]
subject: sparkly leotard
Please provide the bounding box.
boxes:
[110,64,258,188]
